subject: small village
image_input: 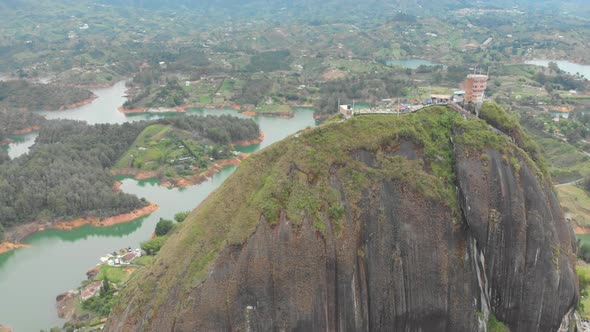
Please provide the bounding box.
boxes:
[78,247,142,300]
[55,247,144,325]
[99,247,142,268]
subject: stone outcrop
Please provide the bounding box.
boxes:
[106,106,578,332]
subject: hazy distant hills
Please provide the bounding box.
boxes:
[0,0,587,21]
[87,0,589,21]
[94,0,588,11]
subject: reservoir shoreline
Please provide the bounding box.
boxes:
[0,202,159,255]
[112,153,251,188]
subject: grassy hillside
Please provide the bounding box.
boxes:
[558,184,590,227]
[538,136,590,183]
[115,124,233,178]
[479,101,548,179]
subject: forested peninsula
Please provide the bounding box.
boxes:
[0,80,97,140]
[0,115,261,247]
[0,80,96,111]
[0,107,45,137]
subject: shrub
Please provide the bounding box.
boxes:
[141,236,168,255]
[488,313,509,332]
[81,279,115,317]
[82,290,115,317]
[174,211,190,223]
[154,218,174,236]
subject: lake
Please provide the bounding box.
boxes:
[526,60,590,79]
[0,82,317,331]
[386,59,440,69]
[8,81,316,158]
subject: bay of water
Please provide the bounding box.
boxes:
[386,58,440,69]
[6,133,39,159]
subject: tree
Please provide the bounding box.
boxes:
[174,211,190,223]
[566,126,584,144]
[548,61,560,73]
[101,276,111,295]
[154,218,174,236]
[430,72,443,84]
[579,242,590,263]
[544,82,553,94]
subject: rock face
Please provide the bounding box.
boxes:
[106,106,578,332]
[456,146,578,331]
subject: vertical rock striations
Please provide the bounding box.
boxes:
[455,146,578,332]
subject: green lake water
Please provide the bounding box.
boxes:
[386,58,440,69]
[0,82,317,331]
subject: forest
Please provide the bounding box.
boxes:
[0,149,8,165]
[123,78,188,109]
[157,114,260,145]
[533,70,586,92]
[245,50,292,73]
[0,80,95,110]
[231,78,274,106]
[0,115,260,229]
[0,120,148,228]
[0,107,46,134]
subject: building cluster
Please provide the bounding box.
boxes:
[99,247,142,267]
[338,73,489,119]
